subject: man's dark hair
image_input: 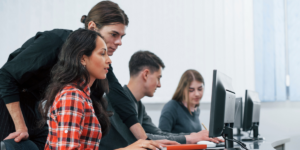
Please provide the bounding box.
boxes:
[129,50,165,77]
[81,1,129,29]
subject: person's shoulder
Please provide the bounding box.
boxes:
[122,85,135,102]
[160,100,180,118]
[163,100,180,110]
[166,100,181,106]
[55,85,87,103]
[46,29,72,35]
[36,29,72,41]
[52,85,87,114]
[51,29,72,36]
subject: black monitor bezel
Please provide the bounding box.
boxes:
[209,70,235,138]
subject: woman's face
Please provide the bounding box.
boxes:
[82,36,112,81]
[98,23,126,56]
[188,80,204,106]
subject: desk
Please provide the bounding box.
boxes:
[144,102,300,150]
[271,137,290,150]
[205,135,290,150]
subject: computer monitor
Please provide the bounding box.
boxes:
[233,97,243,136]
[209,70,240,149]
[242,90,264,141]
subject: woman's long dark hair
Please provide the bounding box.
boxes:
[39,29,111,136]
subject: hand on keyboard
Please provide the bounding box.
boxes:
[197,141,225,147]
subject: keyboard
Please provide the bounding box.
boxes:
[216,143,225,147]
[197,141,227,147]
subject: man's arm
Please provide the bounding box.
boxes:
[129,123,147,139]
[146,125,221,144]
[141,104,186,143]
[3,102,28,142]
[0,31,65,141]
[106,65,147,140]
[141,104,221,144]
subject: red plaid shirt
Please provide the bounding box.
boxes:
[45,84,102,150]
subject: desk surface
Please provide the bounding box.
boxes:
[205,135,290,150]
[144,101,300,150]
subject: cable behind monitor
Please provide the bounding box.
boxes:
[221,125,249,150]
[222,134,249,150]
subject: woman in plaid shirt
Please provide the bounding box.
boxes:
[38,29,161,150]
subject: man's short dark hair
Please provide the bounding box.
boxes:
[129,50,165,77]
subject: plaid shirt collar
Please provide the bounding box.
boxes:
[72,80,91,97]
[83,84,90,97]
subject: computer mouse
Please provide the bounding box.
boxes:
[197,141,217,147]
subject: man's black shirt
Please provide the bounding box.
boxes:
[0,29,138,140]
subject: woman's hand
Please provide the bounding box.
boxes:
[118,139,162,150]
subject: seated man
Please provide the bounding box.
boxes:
[100,51,222,150]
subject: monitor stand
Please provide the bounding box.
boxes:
[242,123,265,141]
[223,124,241,150]
[233,128,244,136]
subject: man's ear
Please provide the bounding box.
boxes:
[142,69,150,81]
[87,21,98,31]
[81,55,88,66]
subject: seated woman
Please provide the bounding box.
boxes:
[39,29,160,150]
[159,69,204,133]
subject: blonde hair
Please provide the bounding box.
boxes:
[172,69,204,114]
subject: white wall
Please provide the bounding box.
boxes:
[0,0,255,103]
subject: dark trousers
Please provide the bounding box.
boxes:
[0,99,48,150]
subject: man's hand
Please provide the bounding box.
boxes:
[118,139,162,150]
[4,129,29,142]
[155,139,180,146]
[185,130,224,144]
